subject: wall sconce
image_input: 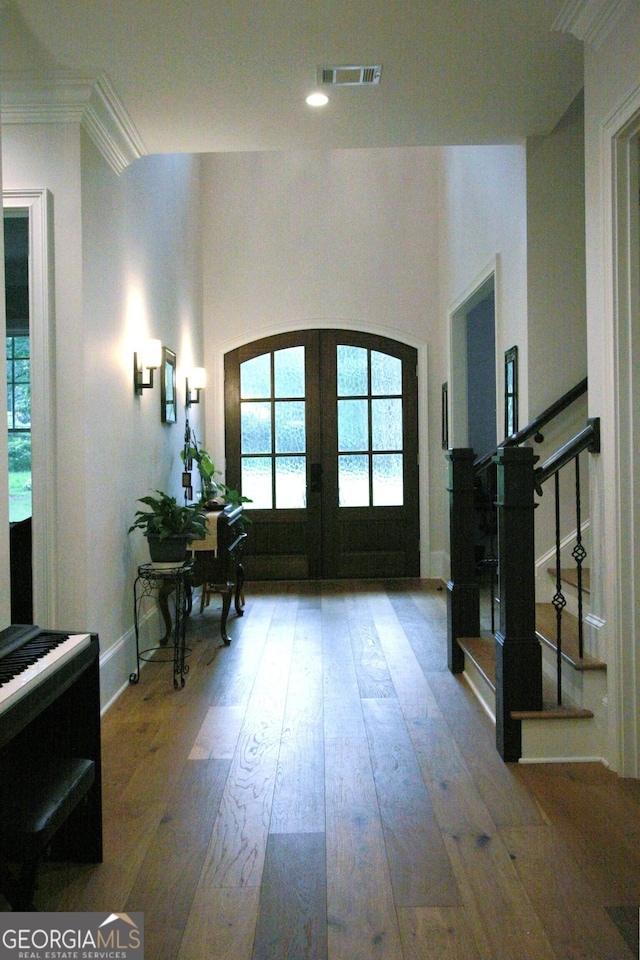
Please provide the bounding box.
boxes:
[133,339,162,395]
[186,367,206,406]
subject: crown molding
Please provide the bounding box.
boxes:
[83,73,147,174]
[553,0,632,50]
[0,70,146,174]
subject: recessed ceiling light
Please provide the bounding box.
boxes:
[306,92,329,107]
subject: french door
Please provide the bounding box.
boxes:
[224,329,419,580]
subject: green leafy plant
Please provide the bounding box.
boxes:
[128,490,208,542]
[181,434,223,503]
[216,483,252,512]
[181,430,252,514]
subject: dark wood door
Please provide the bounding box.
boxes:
[224,329,419,580]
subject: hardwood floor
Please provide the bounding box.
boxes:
[8,580,640,959]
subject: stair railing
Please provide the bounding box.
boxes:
[473,377,588,472]
[447,378,589,675]
[446,377,594,761]
[533,417,600,704]
[472,377,589,634]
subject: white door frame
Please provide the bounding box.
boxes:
[4,189,57,625]
[599,84,640,776]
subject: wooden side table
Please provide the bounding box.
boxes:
[190,505,247,644]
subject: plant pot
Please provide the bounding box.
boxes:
[146,534,191,564]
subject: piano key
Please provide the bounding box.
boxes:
[0,624,43,662]
[0,633,92,715]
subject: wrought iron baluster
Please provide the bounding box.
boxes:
[552,472,566,705]
[572,454,586,660]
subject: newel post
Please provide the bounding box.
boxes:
[493,445,542,761]
[446,448,480,674]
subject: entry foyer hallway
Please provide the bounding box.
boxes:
[22,581,640,958]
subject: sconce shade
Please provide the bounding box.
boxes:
[143,339,162,370]
[186,366,206,406]
[191,367,206,390]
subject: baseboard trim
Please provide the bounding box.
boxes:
[518,755,609,765]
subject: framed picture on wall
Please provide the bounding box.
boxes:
[504,345,518,437]
[161,347,177,423]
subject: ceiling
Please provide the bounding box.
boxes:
[2,0,583,156]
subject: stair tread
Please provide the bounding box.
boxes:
[458,634,594,721]
[535,602,606,670]
[546,567,590,593]
[459,635,496,688]
[511,702,594,720]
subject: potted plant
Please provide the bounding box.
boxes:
[128,490,209,563]
[181,429,252,514]
[181,433,224,508]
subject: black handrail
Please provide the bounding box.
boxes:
[534,417,600,493]
[474,377,588,472]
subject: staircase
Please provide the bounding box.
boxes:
[458,570,608,763]
[446,379,606,763]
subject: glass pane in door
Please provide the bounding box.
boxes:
[371,350,402,394]
[337,399,368,451]
[239,345,307,510]
[337,345,368,395]
[274,345,305,397]
[242,456,273,508]
[276,456,306,507]
[241,402,272,453]
[240,352,271,398]
[372,398,403,449]
[372,453,403,505]
[336,344,404,508]
[338,454,369,507]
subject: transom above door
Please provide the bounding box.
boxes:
[225,329,419,580]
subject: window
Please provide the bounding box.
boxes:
[6,334,32,521]
[5,210,31,524]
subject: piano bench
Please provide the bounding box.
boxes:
[0,756,95,911]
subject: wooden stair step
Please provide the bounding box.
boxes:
[458,634,594,721]
[511,699,594,721]
[459,635,495,689]
[546,567,590,593]
[535,602,606,671]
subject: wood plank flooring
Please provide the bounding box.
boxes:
[6,579,640,959]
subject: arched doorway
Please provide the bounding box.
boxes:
[224,329,419,580]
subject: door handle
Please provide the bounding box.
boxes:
[310,463,323,493]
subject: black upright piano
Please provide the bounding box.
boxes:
[0,625,103,907]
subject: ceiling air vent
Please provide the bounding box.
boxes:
[319,65,382,86]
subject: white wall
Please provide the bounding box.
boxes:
[439,144,529,442]
[527,92,587,413]
[3,122,85,626]
[0,120,9,628]
[524,95,589,577]
[2,122,205,705]
[80,139,205,700]
[200,146,449,574]
[582,4,640,775]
